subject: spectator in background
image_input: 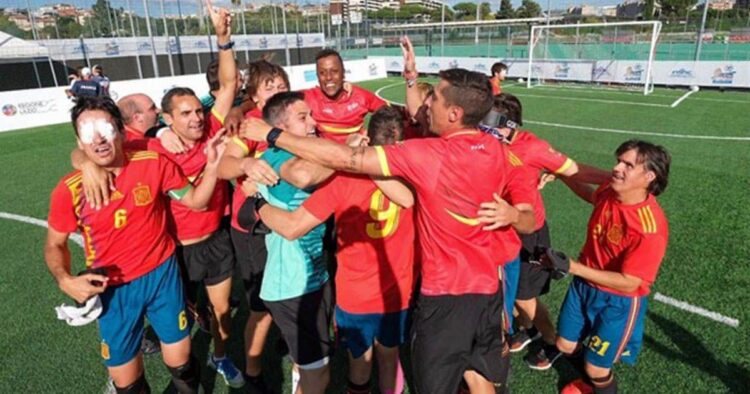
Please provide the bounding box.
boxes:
[490,62,508,95]
[65,70,80,101]
[92,65,111,97]
[70,67,101,100]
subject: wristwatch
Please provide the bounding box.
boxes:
[217,40,235,51]
[266,127,283,148]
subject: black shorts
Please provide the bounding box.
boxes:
[517,222,553,301]
[230,227,268,312]
[176,227,234,286]
[411,291,506,394]
[265,283,333,368]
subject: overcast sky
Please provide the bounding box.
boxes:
[4,0,627,17]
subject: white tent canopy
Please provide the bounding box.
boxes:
[0,31,49,61]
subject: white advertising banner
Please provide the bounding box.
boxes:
[40,34,325,61]
[0,58,387,133]
[378,56,750,88]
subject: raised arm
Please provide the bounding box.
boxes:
[45,227,108,303]
[206,0,237,119]
[560,175,596,205]
[217,139,280,185]
[401,36,423,118]
[71,148,114,210]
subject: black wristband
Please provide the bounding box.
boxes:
[253,193,268,212]
[267,127,283,148]
[217,40,235,50]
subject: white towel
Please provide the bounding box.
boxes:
[55,296,103,326]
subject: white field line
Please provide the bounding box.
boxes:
[670,88,698,108]
[513,84,750,104]
[0,212,84,247]
[375,82,750,141]
[526,120,750,141]
[512,92,670,107]
[654,292,740,328]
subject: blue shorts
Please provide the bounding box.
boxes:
[558,278,648,369]
[335,306,410,359]
[501,255,521,335]
[98,256,190,367]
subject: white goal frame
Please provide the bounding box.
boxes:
[527,21,662,95]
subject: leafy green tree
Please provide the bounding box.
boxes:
[497,0,516,19]
[516,0,542,18]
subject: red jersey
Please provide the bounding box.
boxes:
[375,131,521,296]
[122,125,149,150]
[303,173,414,313]
[229,108,268,233]
[579,183,668,297]
[48,151,189,285]
[508,130,574,231]
[147,109,228,241]
[491,78,502,95]
[303,85,386,144]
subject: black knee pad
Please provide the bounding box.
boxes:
[167,354,200,394]
[114,373,151,394]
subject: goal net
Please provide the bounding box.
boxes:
[527,21,662,95]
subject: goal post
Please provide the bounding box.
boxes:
[527,21,662,95]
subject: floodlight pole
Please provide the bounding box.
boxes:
[695,0,710,61]
[142,0,160,78]
[282,2,291,66]
[475,2,481,44]
[441,2,445,57]
[159,0,175,76]
[126,0,144,79]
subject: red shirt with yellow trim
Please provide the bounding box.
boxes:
[48,151,189,285]
[303,85,386,144]
[303,173,415,313]
[374,131,521,296]
[147,109,228,241]
[229,108,268,233]
[123,125,149,150]
[508,130,574,231]
[579,183,669,297]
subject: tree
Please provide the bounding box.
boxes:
[644,0,656,20]
[516,0,543,18]
[497,0,516,19]
[453,2,492,20]
[0,14,32,39]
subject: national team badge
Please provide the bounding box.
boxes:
[133,184,153,206]
[607,224,623,244]
[101,342,110,360]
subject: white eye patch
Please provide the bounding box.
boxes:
[79,119,116,144]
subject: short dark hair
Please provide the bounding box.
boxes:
[615,139,671,196]
[315,48,343,68]
[491,62,508,75]
[262,91,306,127]
[437,68,494,127]
[491,93,523,125]
[70,96,124,136]
[245,59,289,101]
[368,106,404,145]
[161,87,197,115]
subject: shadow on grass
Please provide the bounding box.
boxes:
[645,311,749,394]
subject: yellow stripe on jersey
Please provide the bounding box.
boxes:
[507,151,524,167]
[637,206,657,233]
[445,209,481,226]
[318,123,363,134]
[231,136,250,156]
[554,158,574,174]
[373,146,391,176]
[65,173,82,187]
[129,151,159,161]
[210,107,226,125]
